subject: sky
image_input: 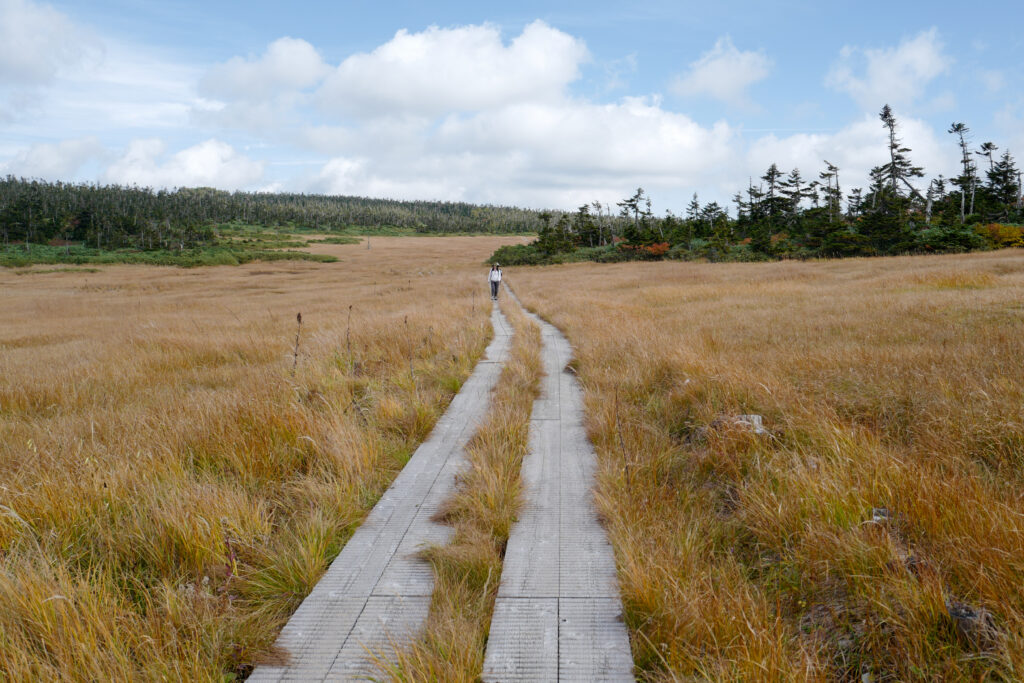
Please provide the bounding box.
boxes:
[1,0,1022,213]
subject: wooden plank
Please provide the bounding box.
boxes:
[483,289,634,681]
[251,303,513,682]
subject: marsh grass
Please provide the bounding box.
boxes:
[385,299,542,681]
[0,243,338,268]
[512,250,1024,681]
[0,236,521,680]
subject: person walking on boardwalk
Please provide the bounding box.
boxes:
[488,263,502,300]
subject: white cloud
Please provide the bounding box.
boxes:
[0,0,98,85]
[102,138,265,189]
[670,36,771,106]
[1,27,201,132]
[317,20,588,118]
[195,37,331,133]
[0,137,104,178]
[299,97,740,208]
[436,97,736,178]
[200,37,329,102]
[313,156,461,201]
[826,28,951,110]
[2,15,1000,213]
[0,0,103,122]
[746,113,958,200]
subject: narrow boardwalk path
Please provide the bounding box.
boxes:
[250,304,513,682]
[483,290,634,681]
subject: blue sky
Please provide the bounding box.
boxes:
[1,0,1021,211]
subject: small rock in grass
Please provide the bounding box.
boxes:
[688,413,769,444]
[735,414,767,435]
[946,598,999,650]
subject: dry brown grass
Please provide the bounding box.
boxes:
[511,250,1024,681]
[385,298,542,682]
[0,236,524,680]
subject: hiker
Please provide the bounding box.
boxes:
[488,263,502,300]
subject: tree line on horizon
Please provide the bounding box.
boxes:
[494,105,1024,265]
[0,181,542,252]
[2,105,1021,263]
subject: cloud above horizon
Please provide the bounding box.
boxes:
[1,2,1014,212]
[671,36,772,106]
[826,28,951,110]
[102,139,265,189]
[317,21,589,119]
[0,0,99,86]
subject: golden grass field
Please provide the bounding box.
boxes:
[0,236,523,680]
[5,239,1024,681]
[510,249,1024,681]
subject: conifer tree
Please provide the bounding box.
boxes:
[977,142,998,177]
[948,122,977,223]
[988,151,1021,217]
[819,161,841,223]
[779,168,806,224]
[879,105,924,206]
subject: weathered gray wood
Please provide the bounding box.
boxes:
[485,598,559,681]
[559,598,635,681]
[482,289,634,682]
[250,302,513,682]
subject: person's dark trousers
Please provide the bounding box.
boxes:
[490,281,499,299]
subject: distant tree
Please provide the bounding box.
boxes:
[617,187,644,229]
[819,161,841,224]
[686,193,700,222]
[948,122,977,223]
[987,150,1021,218]
[573,204,600,247]
[779,168,807,224]
[590,201,610,245]
[732,191,748,223]
[846,188,864,218]
[759,163,787,230]
[534,212,574,255]
[925,177,946,225]
[879,105,925,207]
[701,201,729,249]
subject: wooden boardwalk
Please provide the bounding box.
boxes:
[482,290,634,681]
[250,288,634,680]
[249,304,513,682]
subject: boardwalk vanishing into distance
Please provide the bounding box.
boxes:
[250,305,513,681]
[482,289,634,682]
[252,286,633,681]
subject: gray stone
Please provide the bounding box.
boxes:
[735,414,768,434]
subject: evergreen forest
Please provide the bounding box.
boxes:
[493,106,1024,265]
[0,179,543,266]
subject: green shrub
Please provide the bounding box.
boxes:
[1,244,338,268]
[914,225,987,253]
